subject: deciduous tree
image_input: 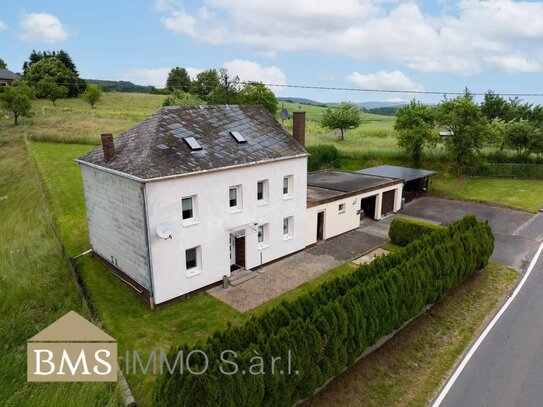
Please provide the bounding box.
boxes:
[236,82,278,114]
[37,77,68,105]
[163,90,204,107]
[82,84,102,108]
[166,67,191,92]
[394,100,436,167]
[436,91,488,175]
[0,81,35,125]
[321,102,362,140]
[190,69,220,102]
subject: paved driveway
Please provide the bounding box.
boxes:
[402,197,543,272]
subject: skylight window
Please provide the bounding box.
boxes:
[230,131,246,143]
[183,137,202,151]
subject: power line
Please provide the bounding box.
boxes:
[246,82,543,98]
[23,79,543,98]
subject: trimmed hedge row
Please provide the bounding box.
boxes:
[154,216,494,407]
[389,216,444,246]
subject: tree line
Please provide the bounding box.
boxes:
[395,90,543,173]
[161,67,278,114]
[0,50,102,124]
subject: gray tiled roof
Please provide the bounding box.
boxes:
[77,105,307,180]
[0,69,20,80]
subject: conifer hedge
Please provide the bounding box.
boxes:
[388,216,444,246]
[154,216,494,406]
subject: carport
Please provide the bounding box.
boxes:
[305,171,403,245]
[356,165,436,203]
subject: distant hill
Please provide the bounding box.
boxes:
[365,106,401,116]
[85,79,155,93]
[277,97,326,107]
[326,101,406,109]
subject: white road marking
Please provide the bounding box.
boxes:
[432,241,543,407]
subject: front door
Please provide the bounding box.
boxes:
[229,234,236,266]
[317,211,325,241]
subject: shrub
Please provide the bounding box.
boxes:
[306,144,340,171]
[154,216,494,407]
[388,217,444,246]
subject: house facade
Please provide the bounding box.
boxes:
[77,105,307,306]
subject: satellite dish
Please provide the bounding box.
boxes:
[156,222,173,240]
[280,109,289,120]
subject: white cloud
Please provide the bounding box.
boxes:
[116,66,202,87]
[223,59,287,87]
[0,20,8,31]
[19,13,71,43]
[385,97,407,103]
[346,71,423,92]
[157,0,543,75]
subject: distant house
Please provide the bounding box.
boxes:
[0,69,20,86]
[77,106,417,308]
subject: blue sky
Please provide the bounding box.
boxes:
[2,0,543,104]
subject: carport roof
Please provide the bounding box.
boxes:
[356,165,436,182]
[307,170,402,207]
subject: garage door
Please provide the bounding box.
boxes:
[381,190,395,214]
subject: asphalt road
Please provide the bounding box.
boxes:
[437,248,543,407]
[402,198,543,407]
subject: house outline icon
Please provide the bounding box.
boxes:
[27,311,117,382]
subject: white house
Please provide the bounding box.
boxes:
[76,105,308,307]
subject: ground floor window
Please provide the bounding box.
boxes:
[283,216,293,239]
[185,246,201,276]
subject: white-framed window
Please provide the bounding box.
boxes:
[283,216,293,239]
[283,175,293,198]
[229,185,242,211]
[257,223,268,248]
[338,203,346,214]
[185,246,202,277]
[257,180,269,205]
[182,195,198,225]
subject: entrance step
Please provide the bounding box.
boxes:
[228,268,257,286]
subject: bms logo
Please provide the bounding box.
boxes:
[27,311,117,382]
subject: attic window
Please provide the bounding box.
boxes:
[230,131,246,143]
[183,137,202,151]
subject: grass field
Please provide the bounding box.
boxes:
[0,132,120,406]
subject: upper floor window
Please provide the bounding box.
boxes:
[283,175,293,198]
[229,185,242,211]
[182,197,194,219]
[257,180,269,205]
[338,203,346,214]
[182,195,198,225]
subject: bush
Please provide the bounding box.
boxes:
[154,216,494,407]
[306,144,340,171]
[389,217,444,246]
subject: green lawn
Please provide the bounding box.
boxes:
[431,174,543,213]
[0,132,120,406]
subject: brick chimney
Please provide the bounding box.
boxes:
[292,111,305,147]
[101,133,115,163]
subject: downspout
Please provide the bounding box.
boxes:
[140,183,156,309]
